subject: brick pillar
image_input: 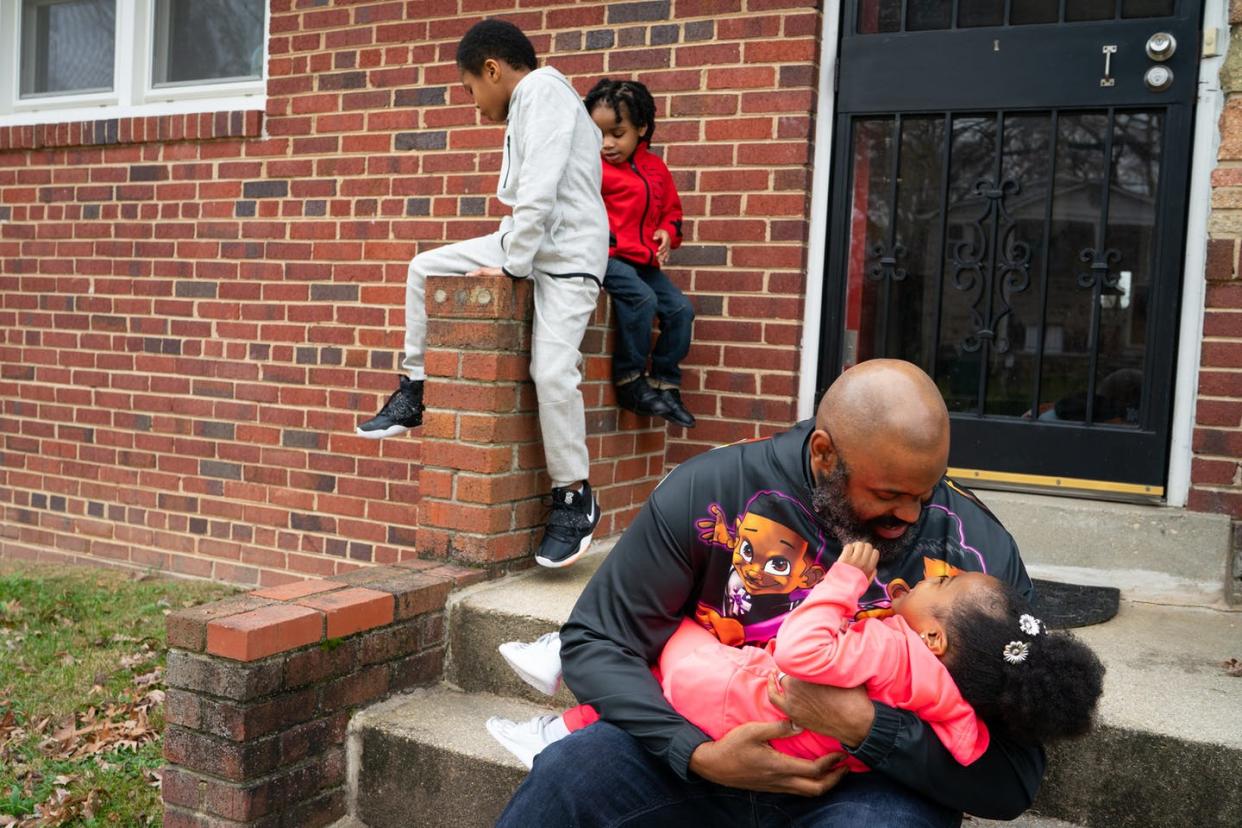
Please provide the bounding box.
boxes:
[416,274,667,569]
[160,563,479,827]
[415,276,542,567]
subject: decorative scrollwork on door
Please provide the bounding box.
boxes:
[949,178,1031,354]
[1076,247,1123,291]
[868,241,907,282]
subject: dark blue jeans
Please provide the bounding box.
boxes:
[496,722,962,828]
[603,258,695,387]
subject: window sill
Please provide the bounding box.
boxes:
[0,109,263,151]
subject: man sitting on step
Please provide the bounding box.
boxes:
[497,359,1047,827]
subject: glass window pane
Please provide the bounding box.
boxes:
[841,118,896,367]
[1121,0,1174,18]
[1010,0,1060,24]
[20,0,116,97]
[959,0,1005,27]
[153,0,265,86]
[1091,110,1160,427]
[984,113,1054,418]
[938,114,1000,413]
[841,116,949,372]
[1040,111,1110,421]
[908,0,952,31]
[886,116,947,369]
[857,0,902,34]
[1065,0,1117,22]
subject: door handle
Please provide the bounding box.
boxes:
[1100,45,1117,88]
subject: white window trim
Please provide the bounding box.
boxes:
[0,0,267,128]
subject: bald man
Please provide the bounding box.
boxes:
[499,360,1043,827]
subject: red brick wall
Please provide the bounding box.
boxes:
[1192,8,1242,518]
[0,0,824,583]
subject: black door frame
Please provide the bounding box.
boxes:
[815,0,1205,498]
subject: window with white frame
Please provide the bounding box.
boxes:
[0,0,267,127]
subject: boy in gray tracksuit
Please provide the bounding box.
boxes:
[356,19,608,569]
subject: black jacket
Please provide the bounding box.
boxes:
[560,419,1045,819]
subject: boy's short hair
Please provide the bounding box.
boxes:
[456,19,537,74]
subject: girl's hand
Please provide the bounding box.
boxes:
[837,542,879,581]
[653,229,671,265]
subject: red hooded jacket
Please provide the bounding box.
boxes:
[601,142,683,268]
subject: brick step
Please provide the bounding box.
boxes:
[360,549,1242,828]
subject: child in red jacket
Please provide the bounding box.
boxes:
[585,79,696,428]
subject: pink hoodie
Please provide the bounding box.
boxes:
[658,563,989,770]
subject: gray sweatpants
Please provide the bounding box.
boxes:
[403,231,599,488]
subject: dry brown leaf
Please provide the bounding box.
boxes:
[133,668,162,687]
[1223,658,1242,677]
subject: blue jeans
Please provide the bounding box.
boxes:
[603,258,694,387]
[496,722,962,828]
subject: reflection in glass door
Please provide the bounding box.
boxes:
[845,110,1160,427]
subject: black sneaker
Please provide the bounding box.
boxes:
[356,376,424,439]
[657,388,696,428]
[535,482,600,569]
[615,377,671,417]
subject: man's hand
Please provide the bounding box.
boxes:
[836,541,879,581]
[767,673,875,749]
[688,720,848,796]
[653,229,671,265]
[467,266,509,278]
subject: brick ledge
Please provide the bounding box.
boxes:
[166,560,484,662]
[0,109,263,152]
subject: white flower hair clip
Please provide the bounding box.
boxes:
[1002,641,1030,665]
[1018,614,1042,636]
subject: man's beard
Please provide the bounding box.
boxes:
[810,461,918,563]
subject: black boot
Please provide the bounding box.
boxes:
[615,377,672,417]
[657,388,696,428]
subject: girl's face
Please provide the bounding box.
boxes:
[892,570,992,637]
[591,103,643,164]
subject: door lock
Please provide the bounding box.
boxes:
[1146,32,1176,61]
[1144,64,1174,91]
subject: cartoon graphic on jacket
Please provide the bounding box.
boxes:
[693,490,828,647]
[601,142,683,268]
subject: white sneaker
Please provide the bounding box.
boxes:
[498,631,562,696]
[485,714,569,770]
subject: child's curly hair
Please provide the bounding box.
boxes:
[939,580,1105,745]
[583,78,657,144]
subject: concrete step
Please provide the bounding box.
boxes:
[348,686,549,828]
[443,541,611,707]
[978,490,1235,606]
[349,684,1089,828]
[375,548,1242,828]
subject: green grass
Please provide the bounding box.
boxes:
[0,562,235,827]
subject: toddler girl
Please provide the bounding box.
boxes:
[486,542,1104,769]
[586,78,696,428]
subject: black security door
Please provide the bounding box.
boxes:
[819,0,1203,498]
